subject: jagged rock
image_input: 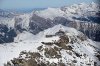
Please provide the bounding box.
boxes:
[44,48,58,58]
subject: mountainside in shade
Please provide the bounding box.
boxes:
[0,24,17,44]
[0,9,18,43]
[0,25,99,66]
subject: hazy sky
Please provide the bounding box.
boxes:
[0,0,96,9]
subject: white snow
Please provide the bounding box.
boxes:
[14,31,35,42]
[0,24,99,66]
[0,2,99,65]
[41,36,60,42]
[14,13,31,29]
[35,8,65,20]
[32,2,98,20]
[0,40,42,66]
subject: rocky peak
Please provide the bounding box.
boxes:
[4,25,100,66]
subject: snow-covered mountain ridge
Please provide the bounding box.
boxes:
[1,24,99,66]
[35,2,99,20]
[0,9,15,18]
[0,2,100,66]
[15,3,100,41]
[0,2,100,44]
[14,2,100,41]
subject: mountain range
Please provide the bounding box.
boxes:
[0,3,100,66]
[0,2,100,43]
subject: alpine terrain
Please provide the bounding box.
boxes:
[0,2,100,66]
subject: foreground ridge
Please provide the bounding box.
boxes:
[4,25,100,66]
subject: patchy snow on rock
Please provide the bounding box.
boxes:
[14,13,31,29]
[0,2,99,66]
[0,24,99,66]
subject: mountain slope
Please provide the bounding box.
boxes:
[13,2,100,41]
[0,9,15,18]
[0,3,100,43]
[0,24,99,66]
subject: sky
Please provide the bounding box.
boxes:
[0,0,96,9]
